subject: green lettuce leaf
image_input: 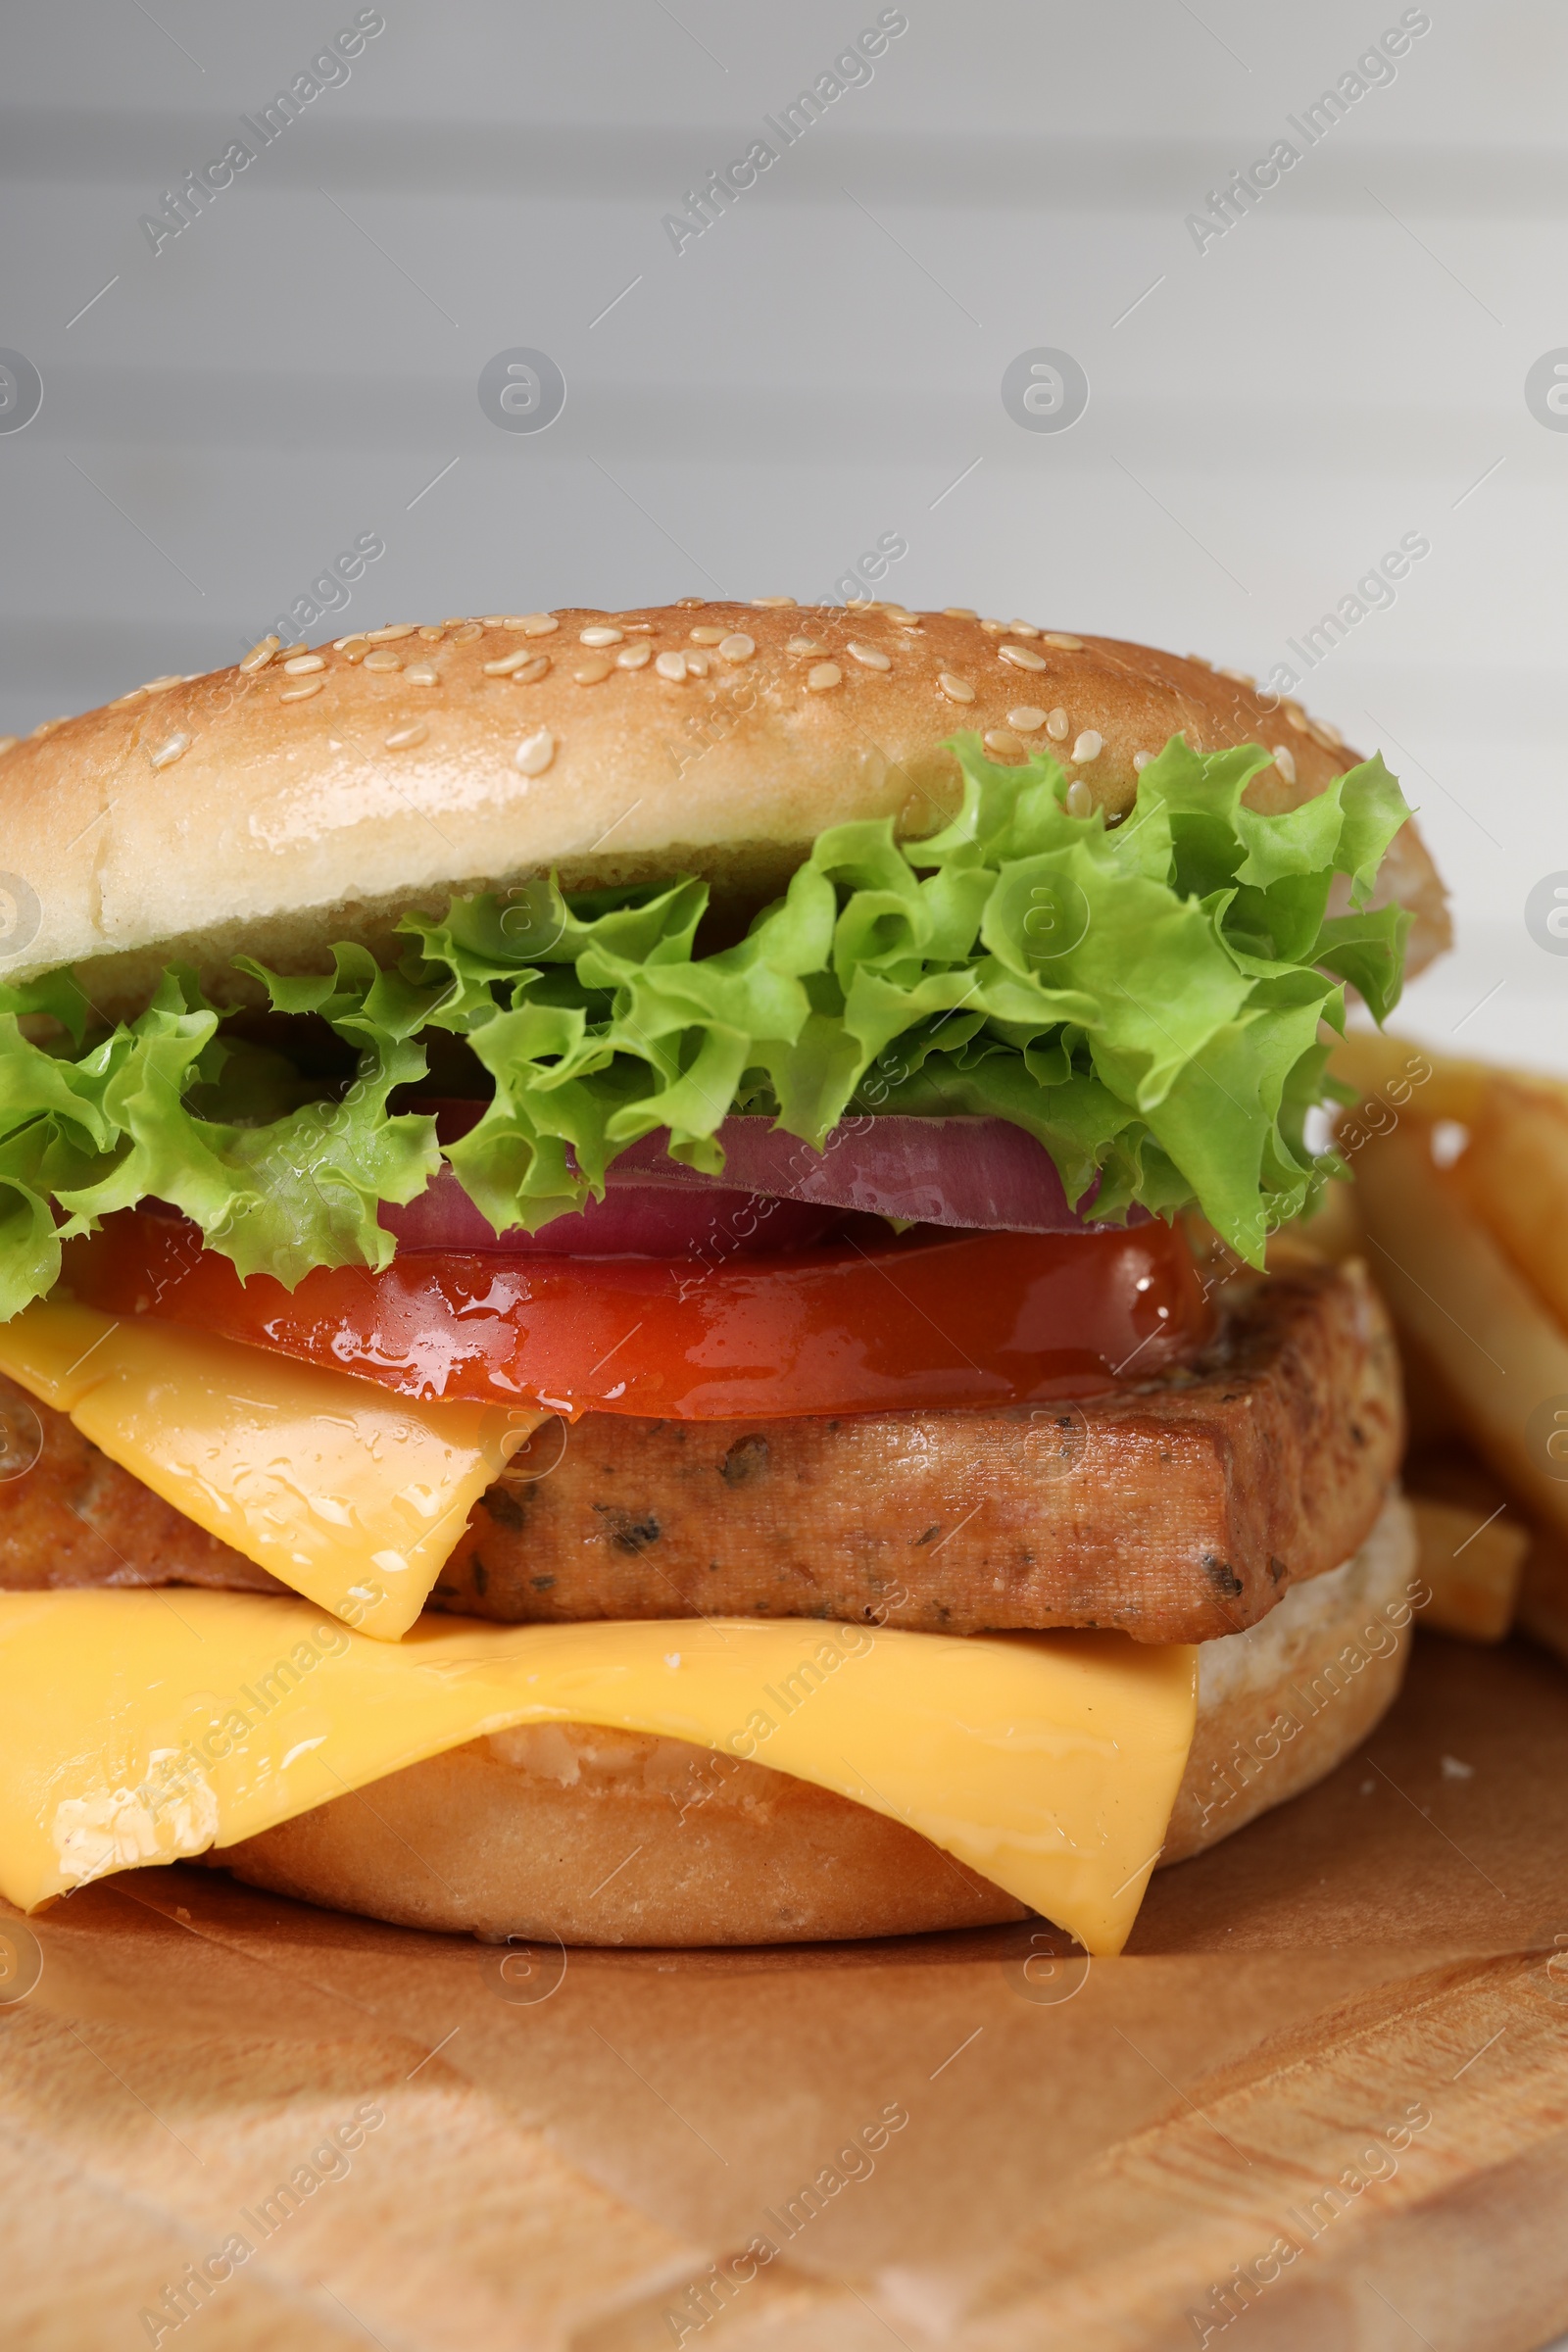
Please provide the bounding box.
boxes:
[0,729,1417,1316]
[0,956,441,1314]
[398,731,1412,1264]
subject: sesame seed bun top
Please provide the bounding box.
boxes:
[0,600,1448,1009]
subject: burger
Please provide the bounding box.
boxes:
[0,602,1449,1954]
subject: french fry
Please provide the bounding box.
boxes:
[1354,1122,1568,1547]
[1328,1031,1498,1126]
[1450,1078,1568,1344]
[1406,1495,1528,1642]
[1268,1176,1363,1268]
[1396,1323,1468,1450]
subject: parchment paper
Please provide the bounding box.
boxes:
[5,1629,1568,2352]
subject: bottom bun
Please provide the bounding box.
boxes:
[215,1494,1415,1946]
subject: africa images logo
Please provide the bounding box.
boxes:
[1525,874,1568,957]
[661,12,908,255]
[1184,11,1433,256]
[0,350,43,434]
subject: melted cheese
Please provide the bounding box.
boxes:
[0,1302,541,1641]
[0,1590,1197,1955]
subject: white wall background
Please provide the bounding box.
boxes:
[0,0,1564,1074]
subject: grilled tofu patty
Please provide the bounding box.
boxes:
[0,1260,1398,1643]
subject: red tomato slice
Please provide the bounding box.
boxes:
[66,1211,1213,1421]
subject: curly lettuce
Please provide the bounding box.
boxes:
[0,732,1413,1318]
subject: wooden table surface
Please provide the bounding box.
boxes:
[4,1628,1568,2352]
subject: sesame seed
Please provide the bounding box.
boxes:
[1286,708,1309,733]
[276,643,307,660]
[1046,708,1070,741]
[512,656,551,684]
[1007,706,1047,732]
[405,664,440,687]
[1132,751,1152,772]
[109,690,146,708]
[450,623,485,646]
[943,607,977,619]
[1041,633,1083,652]
[384,722,428,750]
[621,622,656,633]
[148,732,190,768]
[688,625,726,645]
[418,626,446,642]
[716,633,756,663]
[1271,744,1298,785]
[483,649,541,677]
[283,653,326,674]
[684,651,710,677]
[1186,653,1213,669]
[362,652,403,674]
[337,638,368,662]
[938,673,975,703]
[518,614,561,637]
[279,680,324,704]
[675,598,707,609]
[886,612,923,629]
[1071,729,1102,763]
[365,623,416,644]
[514,728,556,776]
[239,635,280,673]
[787,636,823,657]
[31,718,67,737]
[1310,716,1345,749]
[1064,779,1094,817]
[750,596,798,607]
[655,651,688,681]
[984,728,1024,757]
[574,656,613,685]
[615,642,653,669]
[1217,665,1255,687]
[141,674,183,694]
[442,616,468,628]
[0,737,17,757]
[808,662,843,692]
[999,643,1049,672]
[980,618,1008,635]
[1007,620,1042,638]
[580,625,624,647]
[847,641,893,671]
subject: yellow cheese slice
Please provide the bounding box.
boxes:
[0,1302,542,1642]
[0,1590,1197,1955]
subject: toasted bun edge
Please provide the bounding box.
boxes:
[0,607,1448,1009]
